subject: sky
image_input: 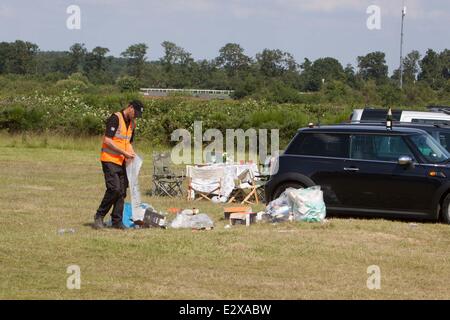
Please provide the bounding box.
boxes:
[1,0,449,73]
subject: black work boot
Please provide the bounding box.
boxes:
[111,222,127,230]
[93,215,105,229]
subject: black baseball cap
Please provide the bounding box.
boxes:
[129,100,144,118]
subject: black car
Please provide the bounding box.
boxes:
[265,125,450,223]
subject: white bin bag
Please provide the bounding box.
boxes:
[126,154,144,221]
[287,186,326,222]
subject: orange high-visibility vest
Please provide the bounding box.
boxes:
[100,112,134,166]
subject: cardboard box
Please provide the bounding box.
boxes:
[223,206,252,220]
[143,208,167,228]
[230,212,257,226]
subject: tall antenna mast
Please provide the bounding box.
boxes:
[400,1,406,89]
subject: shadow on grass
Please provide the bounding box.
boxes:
[327,213,441,225]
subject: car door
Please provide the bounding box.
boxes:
[289,132,350,207]
[340,133,435,214]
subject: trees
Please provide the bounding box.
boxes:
[160,41,193,72]
[418,49,450,90]
[392,50,421,84]
[255,49,297,77]
[357,51,388,84]
[83,46,111,84]
[418,49,440,87]
[300,57,345,91]
[68,43,87,74]
[121,43,148,79]
[85,47,110,72]
[1,38,449,107]
[0,40,39,74]
[441,49,450,81]
[344,64,363,89]
[403,50,421,83]
[159,41,194,88]
[216,43,252,76]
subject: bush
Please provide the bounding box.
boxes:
[379,84,404,107]
[0,92,358,147]
[0,104,44,132]
[116,76,139,92]
[322,80,364,104]
[403,83,437,107]
[68,72,90,84]
[79,114,104,135]
[54,79,88,93]
[54,73,92,93]
[0,82,444,148]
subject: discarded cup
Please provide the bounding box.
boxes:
[58,228,75,235]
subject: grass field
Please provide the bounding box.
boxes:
[1,135,450,299]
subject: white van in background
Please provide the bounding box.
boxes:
[350,108,450,124]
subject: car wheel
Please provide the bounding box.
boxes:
[441,194,450,224]
[272,182,304,200]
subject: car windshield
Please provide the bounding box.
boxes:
[409,133,450,164]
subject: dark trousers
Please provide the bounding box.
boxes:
[96,161,128,225]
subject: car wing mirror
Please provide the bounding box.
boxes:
[398,156,413,167]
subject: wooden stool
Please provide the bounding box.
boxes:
[229,212,257,226]
[224,206,252,220]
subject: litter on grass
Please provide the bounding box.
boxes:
[170,210,214,230]
[266,186,326,222]
[121,156,324,230]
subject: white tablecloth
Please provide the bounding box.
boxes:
[187,163,259,200]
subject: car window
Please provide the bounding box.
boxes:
[290,133,349,158]
[350,134,414,162]
[361,110,401,122]
[437,131,450,152]
[409,133,450,164]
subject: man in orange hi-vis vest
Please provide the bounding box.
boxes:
[94,100,144,229]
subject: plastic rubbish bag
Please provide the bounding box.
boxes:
[287,186,326,222]
[265,191,291,221]
[170,212,214,229]
[126,154,144,221]
[190,214,214,229]
[265,186,326,222]
[170,213,193,229]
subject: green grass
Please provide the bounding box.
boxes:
[1,138,450,299]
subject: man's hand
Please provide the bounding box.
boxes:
[124,150,136,160]
[125,144,136,160]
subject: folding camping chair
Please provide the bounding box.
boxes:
[254,156,272,203]
[188,166,224,201]
[228,169,261,205]
[151,152,185,197]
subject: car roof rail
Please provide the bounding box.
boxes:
[434,123,450,128]
[426,106,450,114]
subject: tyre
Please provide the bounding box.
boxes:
[272,182,304,201]
[441,194,450,224]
